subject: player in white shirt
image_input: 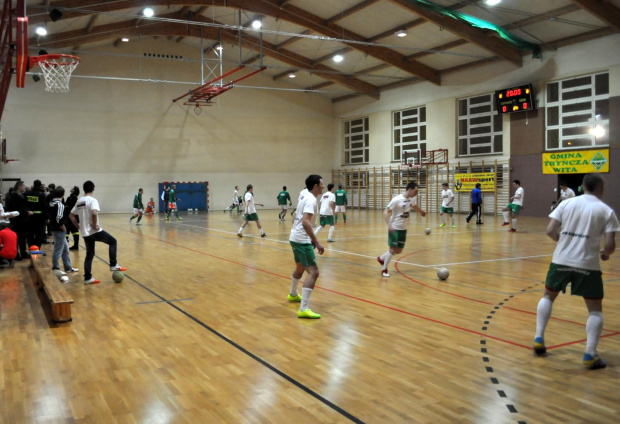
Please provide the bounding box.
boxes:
[502,179,524,232]
[288,175,325,319]
[237,184,266,238]
[439,183,455,228]
[556,182,575,207]
[224,186,240,213]
[314,183,336,242]
[377,182,427,278]
[69,180,127,285]
[533,174,619,369]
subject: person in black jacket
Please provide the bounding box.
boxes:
[5,181,33,260]
[64,186,80,250]
[49,186,78,274]
[25,180,47,249]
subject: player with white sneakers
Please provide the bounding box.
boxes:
[439,182,455,228]
[237,184,266,238]
[377,182,427,277]
[314,183,336,242]
[502,180,524,232]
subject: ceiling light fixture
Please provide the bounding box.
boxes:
[288,73,296,78]
[484,0,502,6]
[143,7,154,17]
[122,38,129,42]
[396,30,407,38]
[333,54,344,63]
[35,26,47,36]
[251,19,262,29]
[215,45,223,51]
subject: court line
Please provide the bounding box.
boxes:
[429,254,551,267]
[90,250,365,424]
[113,226,537,350]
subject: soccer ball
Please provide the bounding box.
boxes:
[437,268,449,280]
[424,228,431,235]
[112,271,125,283]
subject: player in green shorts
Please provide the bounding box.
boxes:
[439,182,455,228]
[502,179,524,232]
[288,175,324,319]
[377,181,427,278]
[166,184,182,221]
[533,174,619,369]
[334,185,348,225]
[129,188,144,225]
[277,186,292,221]
[314,183,336,242]
[237,184,266,237]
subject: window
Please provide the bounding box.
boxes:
[392,106,426,162]
[546,72,609,150]
[458,94,503,156]
[343,117,369,165]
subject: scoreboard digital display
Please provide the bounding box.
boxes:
[495,84,534,114]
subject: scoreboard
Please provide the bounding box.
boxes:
[495,84,534,114]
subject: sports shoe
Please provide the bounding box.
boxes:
[69,245,79,251]
[344,223,346,226]
[287,294,302,302]
[52,268,67,275]
[440,223,446,228]
[583,353,607,369]
[177,217,183,221]
[237,233,243,238]
[382,269,390,277]
[165,217,170,221]
[110,264,127,271]
[129,217,132,223]
[452,225,456,228]
[377,256,384,266]
[327,239,335,243]
[84,278,100,285]
[533,337,546,355]
[501,222,510,226]
[65,267,79,273]
[466,217,471,224]
[476,221,483,225]
[509,228,517,232]
[8,259,14,268]
[298,308,321,319]
[261,233,267,238]
[136,223,142,226]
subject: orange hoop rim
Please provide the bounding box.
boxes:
[31,54,81,67]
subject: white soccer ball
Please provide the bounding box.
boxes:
[437,268,449,280]
[424,228,431,235]
[60,276,69,283]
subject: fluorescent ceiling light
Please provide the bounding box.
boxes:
[484,0,502,5]
[396,30,407,38]
[35,26,47,36]
[122,37,129,42]
[333,54,344,63]
[143,8,154,17]
[288,73,296,78]
[251,19,262,29]
[215,45,223,51]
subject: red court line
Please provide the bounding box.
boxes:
[117,226,531,350]
[548,331,620,350]
[395,252,620,333]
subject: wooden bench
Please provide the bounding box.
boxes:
[30,253,74,323]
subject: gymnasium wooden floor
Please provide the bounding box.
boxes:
[1,209,619,423]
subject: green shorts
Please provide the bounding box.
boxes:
[244,213,259,221]
[290,241,317,267]
[545,263,603,299]
[320,215,335,226]
[388,229,407,249]
[506,203,522,214]
[440,206,454,214]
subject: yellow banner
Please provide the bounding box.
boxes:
[454,173,496,192]
[542,149,609,174]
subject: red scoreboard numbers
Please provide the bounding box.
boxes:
[495,84,534,114]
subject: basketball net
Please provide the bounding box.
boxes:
[34,54,80,93]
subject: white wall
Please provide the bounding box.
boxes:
[2,39,336,212]
[332,34,620,169]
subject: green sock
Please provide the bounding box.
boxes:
[343,213,346,223]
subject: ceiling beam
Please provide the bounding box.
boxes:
[387,0,523,66]
[85,15,98,33]
[571,0,620,30]
[545,27,617,50]
[274,30,311,50]
[324,0,380,25]
[332,93,364,103]
[305,81,334,91]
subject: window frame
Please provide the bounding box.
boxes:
[391,105,427,163]
[342,116,370,165]
[457,93,503,157]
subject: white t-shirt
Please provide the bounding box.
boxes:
[549,194,620,270]
[441,189,454,207]
[513,187,524,206]
[561,187,575,200]
[244,192,256,214]
[233,189,238,200]
[71,195,102,237]
[319,191,335,216]
[387,193,417,231]
[290,192,317,244]
[298,188,309,204]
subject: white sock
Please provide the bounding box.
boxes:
[290,277,300,296]
[260,228,265,235]
[535,297,553,339]
[502,211,509,223]
[314,225,323,235]
[238,226,243,233]
[585,311,603,356]
[512,218,517,229]
[328,226,335,240]
[440,214,445,224]
[300,287,313,311]
[384,252,393,270]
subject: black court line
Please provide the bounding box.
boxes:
[90,252,365,424]
[136,298,194,305]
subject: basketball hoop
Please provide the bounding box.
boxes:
[31,54,80,93]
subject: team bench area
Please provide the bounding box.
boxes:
[29,252,74,323]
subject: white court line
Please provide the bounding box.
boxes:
[173,222,550,269]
